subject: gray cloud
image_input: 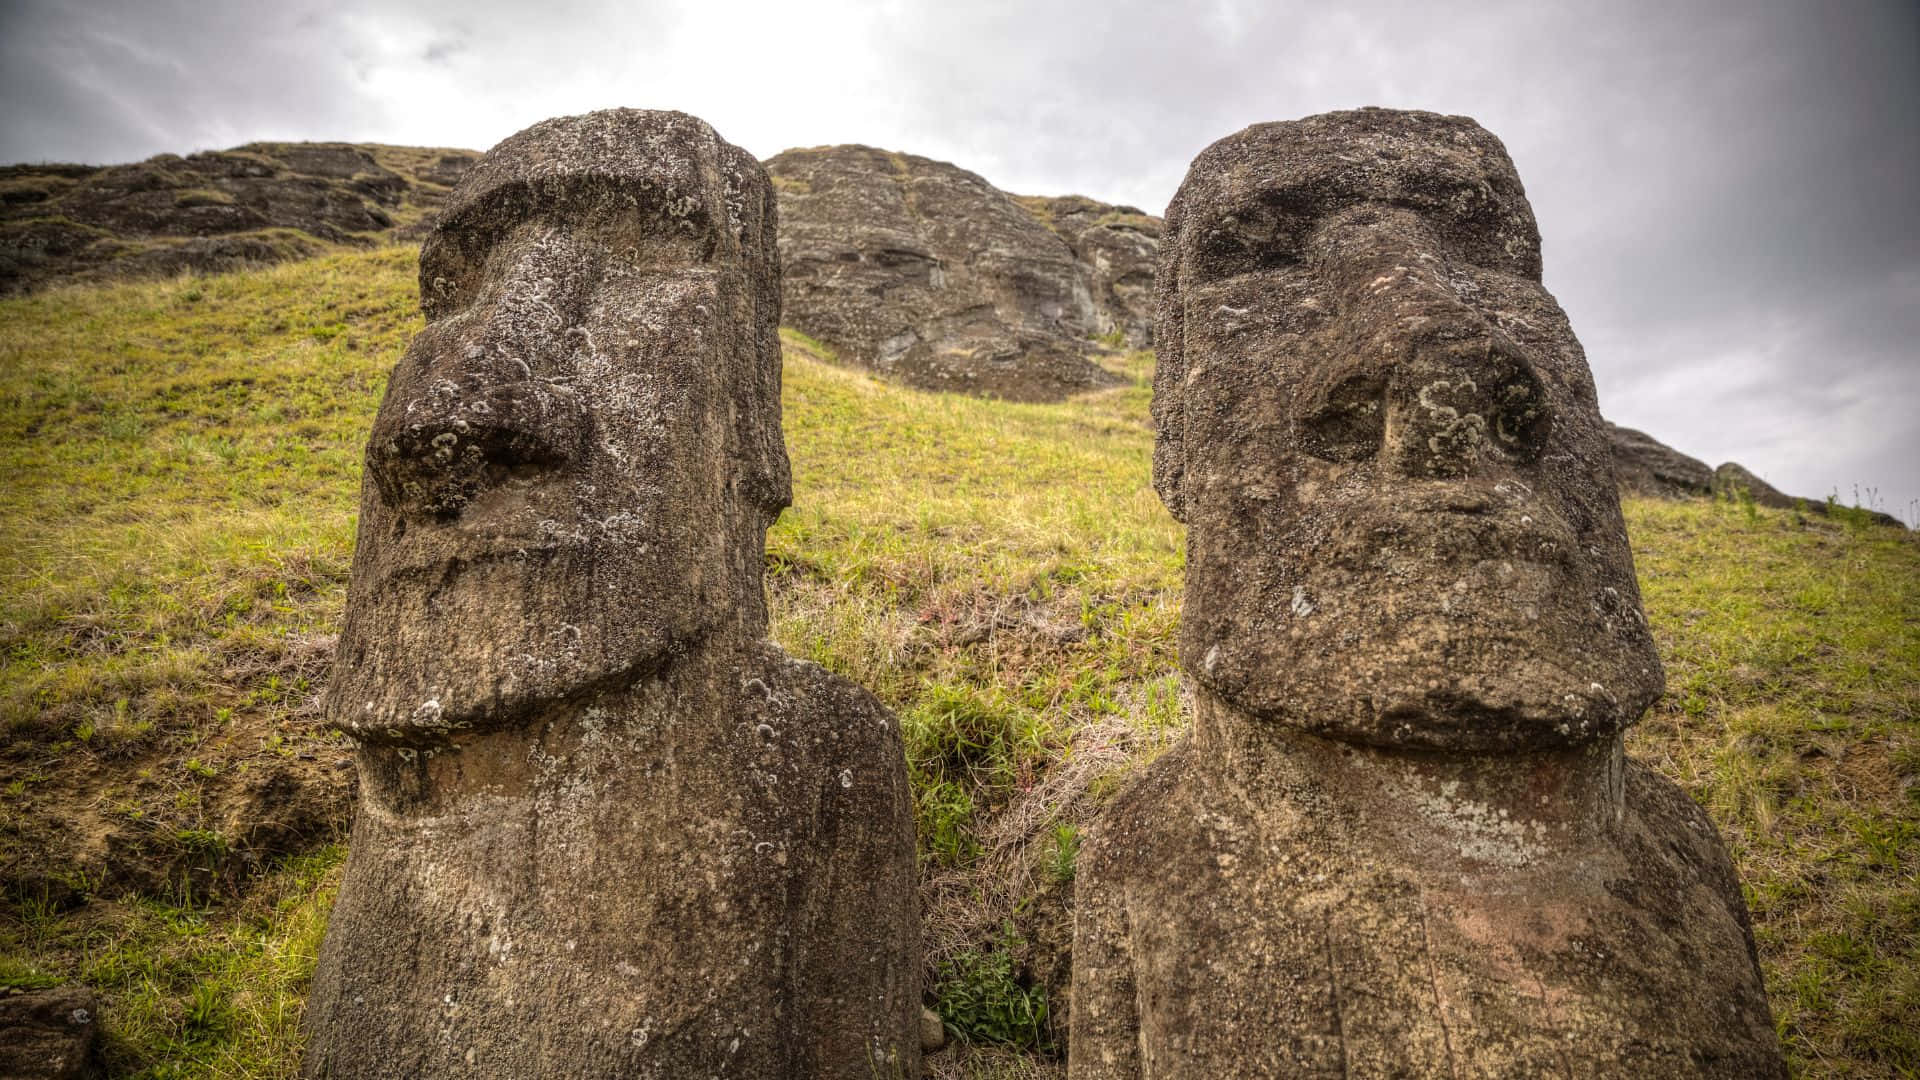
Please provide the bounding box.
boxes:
[3,0,1915,522]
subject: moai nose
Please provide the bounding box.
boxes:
[1378,335,1550,479]
[366,336,584,518]
[1302,206,1552,477]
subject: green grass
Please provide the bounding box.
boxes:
[932,923,1052,1050]
[0,847,341,1077]
[1,247,1915,1078]
[1624,497,1920,1071]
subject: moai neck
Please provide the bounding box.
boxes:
[1190,686,1629,873]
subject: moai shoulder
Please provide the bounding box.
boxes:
[1070,109,1786,1079]
[303,108,920,1080]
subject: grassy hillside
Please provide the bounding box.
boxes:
[1,143,478,297]
[1,247,1915,1078]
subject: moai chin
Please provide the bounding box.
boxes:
[1070,109,1786,1078]
[303,109,921,1079]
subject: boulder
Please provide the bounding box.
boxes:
[767,145,1125,401]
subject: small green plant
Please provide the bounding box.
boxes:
[175,827,226,859]
[184,980,233,1037]
[932,924,1051,1050]
[915,778,981,867]
[1047,823,1080,883]
[903,682,1048,790]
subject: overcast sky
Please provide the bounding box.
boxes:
[4,0,1916,524]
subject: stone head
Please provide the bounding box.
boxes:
[1154,108,1662,752]
[327,109,789,742]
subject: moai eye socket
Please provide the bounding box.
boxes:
[1191,205,1305,284]
[1298,371,1387,462]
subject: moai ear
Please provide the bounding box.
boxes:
[721,139,793,523]
[1149,190,1191,524]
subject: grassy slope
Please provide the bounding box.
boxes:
[1,247,1915,1077]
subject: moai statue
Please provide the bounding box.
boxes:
[303,109,921,1079]
[1070,109,1786,1078]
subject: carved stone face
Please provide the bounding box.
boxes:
[1154,109,1663,752]
[326,110,788,742]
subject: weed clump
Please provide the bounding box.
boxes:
[932,924,1052,1052]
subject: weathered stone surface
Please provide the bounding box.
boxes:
[766,145,1126,401]
[0,142,478,294]
[919,1006,947,1053]
[0,986,101,1080]
[304,109,920,1079]
[1015,194,1162,347]
[1072,108,1785,1078]
[1606,421,1714,498]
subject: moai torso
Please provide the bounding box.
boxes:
[302,109,920,1080]
[1070,110,1785,1079]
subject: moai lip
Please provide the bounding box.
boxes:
[302,109,921,1080]
[1069,108,1787,1079]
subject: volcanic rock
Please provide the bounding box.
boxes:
[0,985,102,1080]
[0,142,478,294]
[1605,421,1714,498]
[1013,194,1162,347]
[766,145,1131,402]
[1607,425,1905,527]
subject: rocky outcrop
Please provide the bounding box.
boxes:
[767,145,1141,402]
[1013,194,1161,347]
[0,143,478,294]
[1607,424,1905,527]
[1605,422,1715,498]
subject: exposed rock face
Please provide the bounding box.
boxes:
[0,142,478,294]
[0,985,101,1080]
[766,145,1131,401]
[1072,109,1785,1078]
[303,109,920,1079]
[1605,421,1715,498]
[1014,194,1163,347]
